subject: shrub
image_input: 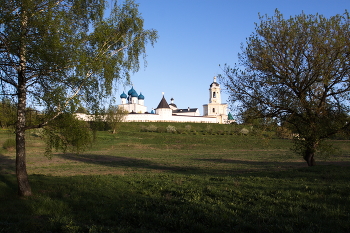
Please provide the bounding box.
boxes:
[166,125,176,133]
[240,128,249,135]
[176,128,185,134]
[3,138,16,150]
[157,127,166,133]
[205,124,213,134]
[141,124,158,132]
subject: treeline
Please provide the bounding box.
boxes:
[0,99,42,129]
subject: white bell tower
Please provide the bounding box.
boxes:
[203,76,228,124]
[209,76,221,104]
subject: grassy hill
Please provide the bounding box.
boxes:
[0,123,349,232]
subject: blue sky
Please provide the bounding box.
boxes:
[114,0,349,115]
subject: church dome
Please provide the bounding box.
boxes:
[138,93,145,100]
[120,91,127,99]
[131,89,138,97]
[128,87,135,95]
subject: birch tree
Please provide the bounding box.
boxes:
[0,0,157,196]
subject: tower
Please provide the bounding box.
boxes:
[156,94,172,118]
[209,76,221,104]
[203,76,228,123]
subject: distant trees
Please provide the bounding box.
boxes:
[0,0,157,196]
[0,99,16,128]
[219,10,350,166]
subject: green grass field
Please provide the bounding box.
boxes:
[0,123,350,232]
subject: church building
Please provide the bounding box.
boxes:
[117,77,229,124]
[118,87,147,113]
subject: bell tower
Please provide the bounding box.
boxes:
[209,76,221,104]
[203,76,228,123]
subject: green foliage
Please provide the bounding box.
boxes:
[140,124,158,132]
[166,125,177,133]
[240,127,249,135]
[0,98,16,128]
[105,105,129,134]
[0,0,158,195]
[220,10,350,166]
[2,138,15,150]
[42,113,93,157]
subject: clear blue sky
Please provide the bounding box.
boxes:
[114,0,349,115]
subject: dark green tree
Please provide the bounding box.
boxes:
[219,10,350,166]
[0,0,157,196]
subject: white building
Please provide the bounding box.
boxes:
[203,77,228,124]
[76,77,230,124]
[118,87,147,113]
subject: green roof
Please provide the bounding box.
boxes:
[228,112,234,120]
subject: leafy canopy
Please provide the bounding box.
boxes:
[0,0,158,196]
[219,10,350,166]
[0,0,158,118]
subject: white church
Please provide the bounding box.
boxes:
[76,77,232,124]
[118,77,229,124]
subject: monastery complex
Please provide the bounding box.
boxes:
[76,77,234,124]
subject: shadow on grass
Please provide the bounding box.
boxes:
[58,153,211,174]
[56,152,310,176]
[2,167,350,232]
[1,154,350,232]
[0,153,15,175]
[196,158,350,167]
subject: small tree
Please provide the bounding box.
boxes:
[105,105,129,134]
[219,10,350,166]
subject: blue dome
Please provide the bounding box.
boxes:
[128,87,135,95]
[131,89,138,97]
[120,91,127,99]
[138,92,144,100]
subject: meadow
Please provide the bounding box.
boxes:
[0,122,349,232]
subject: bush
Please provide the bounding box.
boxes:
[185,125,192,132]
[3,138,16,150]
[140,124,158,132]
[166,125,176,133]
[240,128,249,135]
[157,127,166,133]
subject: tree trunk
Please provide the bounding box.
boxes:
[16,78,32,197]
[304,152,316,166]
[15,8,32,197]
[303,142,317,167]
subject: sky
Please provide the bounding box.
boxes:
[113,0,349,115]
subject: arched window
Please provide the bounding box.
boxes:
[213,92,216,98]
[213,108,215,113]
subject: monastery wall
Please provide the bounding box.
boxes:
[125,114,217,123]
[75,113,218,124]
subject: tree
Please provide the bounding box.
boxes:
[219,10,350,166]
[0,0,157,196]
[0,98,17,128]
[105,105,129,134]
